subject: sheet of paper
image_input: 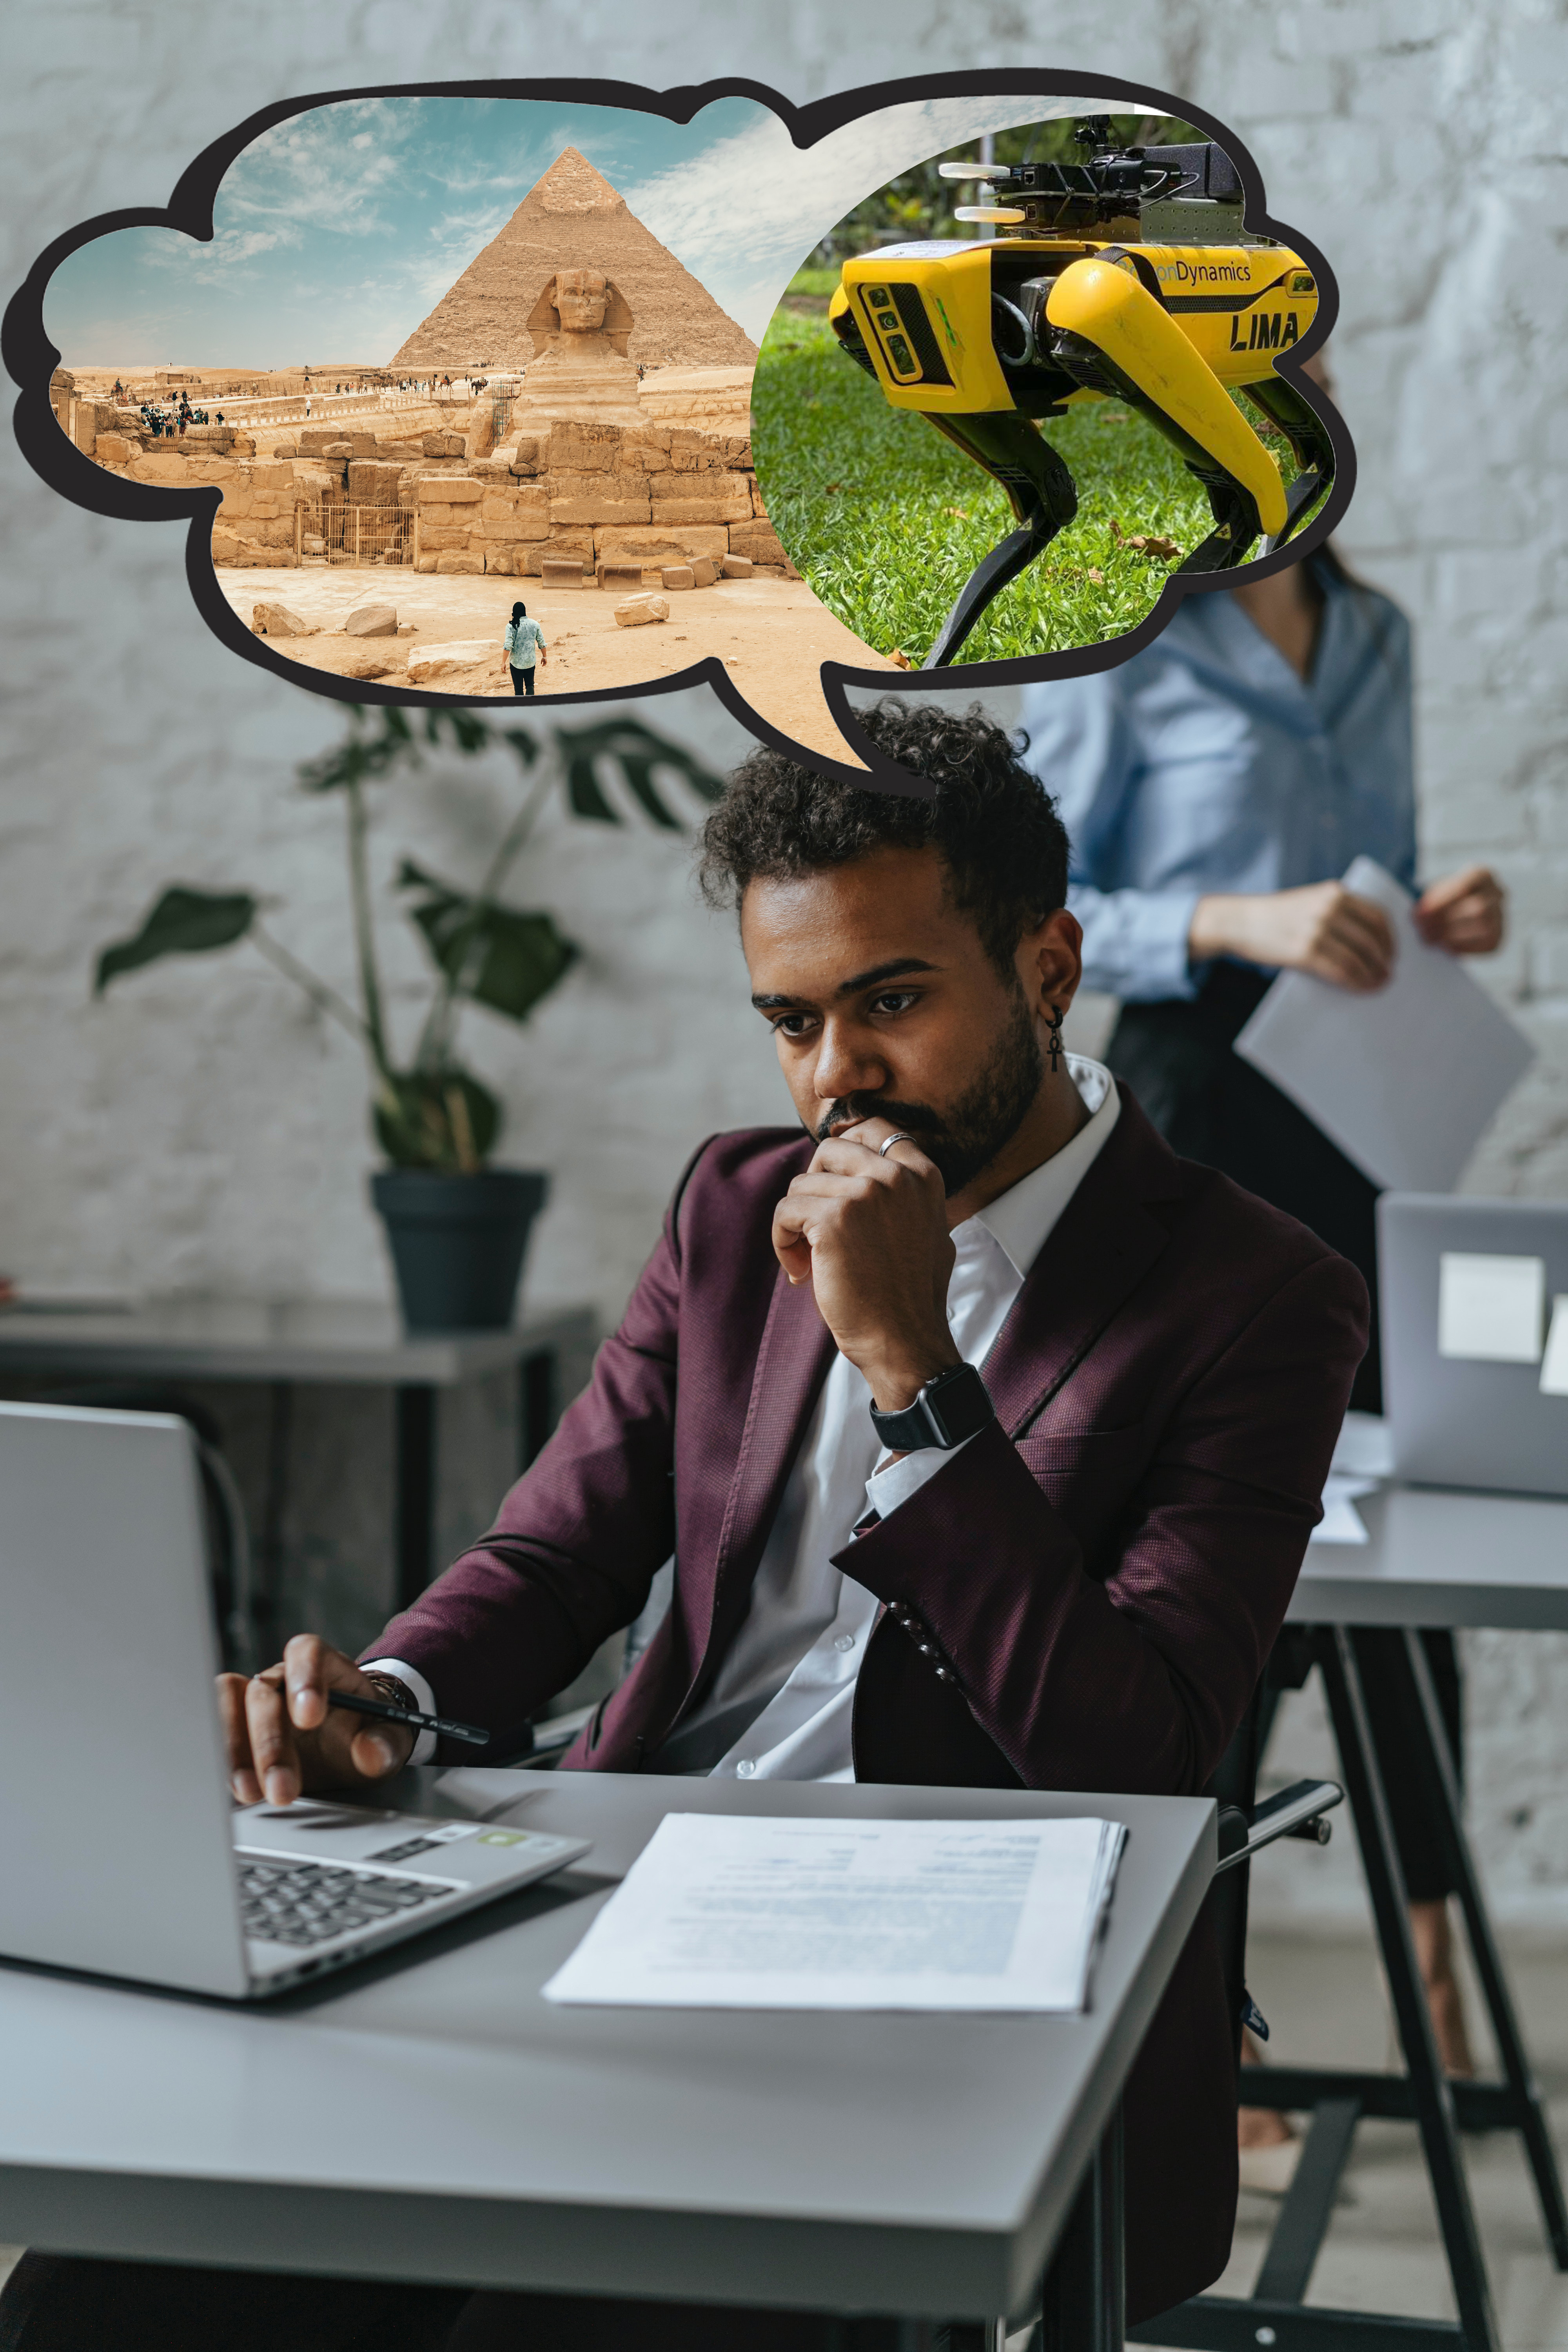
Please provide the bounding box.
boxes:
[1540,1297,1568,1397]
[542,1812,1126,2013]
[1330,1412,1395,1480]
[1310,1471,1376,1546]
[1437,1251,1545,1362]
[1233,858,1534,1192]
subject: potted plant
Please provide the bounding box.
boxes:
[94,707,723,1330]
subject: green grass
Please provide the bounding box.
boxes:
[752,307,1319,667]
[783,265,841,300]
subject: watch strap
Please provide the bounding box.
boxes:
[869,1362,995,1452]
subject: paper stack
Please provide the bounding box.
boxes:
[543,1811,1127,2013]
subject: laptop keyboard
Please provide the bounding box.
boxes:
[237,1854,458,1947]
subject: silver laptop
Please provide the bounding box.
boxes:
[1379,1194,1568,1498]
[0,1401,590,1998]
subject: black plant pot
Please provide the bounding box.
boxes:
[371,1169,548,1333]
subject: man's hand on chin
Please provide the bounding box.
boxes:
[771,1116,961,1412]
[218,1635,416,1808]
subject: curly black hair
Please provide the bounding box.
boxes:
[697,699,1070,976]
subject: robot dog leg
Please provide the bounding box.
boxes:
[920,413,1079,669]
[1042,255,1289,573]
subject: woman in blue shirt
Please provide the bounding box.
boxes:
[501,601,548,697]
[1020,538,1504,2152]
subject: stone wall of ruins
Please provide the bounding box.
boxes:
[86,409,791,582]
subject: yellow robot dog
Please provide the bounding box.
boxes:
[829,121,1333,666]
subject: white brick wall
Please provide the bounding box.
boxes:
[4,0,1565,1916]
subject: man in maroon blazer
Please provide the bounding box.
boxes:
[25,701,1362,2352]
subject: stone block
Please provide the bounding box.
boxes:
[345,602,397,638]
[296,428,345,456]
[217,487,254,519]
[593,524,729,566]
[648,476,753,523]
[210,529,242,564]
[486,550,515,575]
[728,521,790,567]
[688,557,718,587]
[721,554,755,578]
[418,474,482,503]
[407,640,496,681]
[250,602,313,637]
[541,557,591,587]
[419,504,454,528]
[614,594,670,627]
[417,554,439,573]
[548,492,652,528]
[546,421,621,474]
[435,551,485,575]
[271,439,298,459]
[347,460,405,505]
[320,441,353,460]
[248,498,283,521]
[661,565,695,590]
[349,433,379,458]
[252,461,295,493]
[94,434,132,466]
[597,561,646,593]
[750,477,770,517]
[421,430,466,457]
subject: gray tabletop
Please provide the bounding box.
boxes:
[0,1772,1214,2321]
[0,1297,595,1387]
[1290,1481,1568,1631]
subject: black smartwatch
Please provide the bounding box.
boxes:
[869,1363,996,1453]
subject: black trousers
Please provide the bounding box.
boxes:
[1109,967,1462,1901]
[0,2253,911,2351]
[510,663,536,697]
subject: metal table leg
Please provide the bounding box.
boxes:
[519,1346,557,1471]
[1042,2103,1125,2352]
[395,1383,436,1613]
[1401,1628,1568,2267]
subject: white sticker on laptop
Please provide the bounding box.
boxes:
[1437,1252,1545,1362]
[1540,1297,1568,1396]
[364,1822,481,1862]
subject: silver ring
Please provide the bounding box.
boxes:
[879,1132,916,1157]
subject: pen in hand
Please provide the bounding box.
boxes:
[327,1688,491,1749]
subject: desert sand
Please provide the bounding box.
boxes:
[216,567,896,763]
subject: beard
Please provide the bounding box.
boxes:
[813,983,1047,1197]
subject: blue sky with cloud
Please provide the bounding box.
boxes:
[44,91,1100,367]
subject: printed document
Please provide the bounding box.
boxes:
[542,1811,1127,2012]
[1233,858,1534,1192]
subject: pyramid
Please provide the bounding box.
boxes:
[388,149,758,375]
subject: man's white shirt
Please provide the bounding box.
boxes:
[371,1057,1119,1776]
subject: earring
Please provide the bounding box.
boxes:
[1047,1006,1063,1073]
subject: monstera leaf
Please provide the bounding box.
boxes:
[552,719,726,827]
[94,886,258,994]
[395,861,579,1024]
[373,1066,502,1172]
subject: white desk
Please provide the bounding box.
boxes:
[0,1773,1215,2330]
[1292,1482,1568,1632]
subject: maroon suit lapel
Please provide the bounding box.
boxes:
[982,1092,1185,1436]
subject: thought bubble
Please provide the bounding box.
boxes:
[5,73,1353,793]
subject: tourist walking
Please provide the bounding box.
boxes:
[501,602,546,696]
